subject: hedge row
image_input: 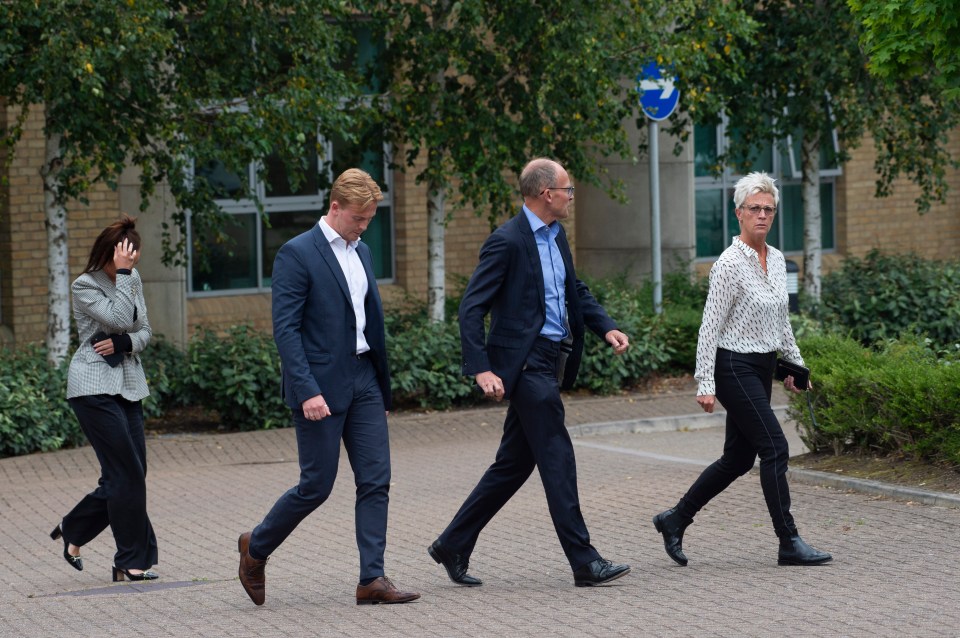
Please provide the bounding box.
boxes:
[1,278,705,456]
[789,333,960,465]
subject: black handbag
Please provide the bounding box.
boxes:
[775,358,809,390]
[775,358,818,428]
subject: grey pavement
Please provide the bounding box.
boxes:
[2,380,959,637]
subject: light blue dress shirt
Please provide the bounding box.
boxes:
[523,206,568,342]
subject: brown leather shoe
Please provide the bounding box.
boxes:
[356,576,421,605]
[238,532,267,606]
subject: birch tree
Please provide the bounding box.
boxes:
[698,0,958,301]
[0,1,364,363]
[372,0,757,321]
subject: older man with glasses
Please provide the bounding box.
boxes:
[427,157,632,589]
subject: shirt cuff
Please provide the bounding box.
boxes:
[697,380,716,396]
[110,333,133,353]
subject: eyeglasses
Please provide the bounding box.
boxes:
[541,186,575,197]
[741,205,776,216]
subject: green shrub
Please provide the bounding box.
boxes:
[791,333,960,465]
[182,325,289,431]
[821,250,960,347]
[574,279,672,394]
[387,318,478,409]
[656,307,702,374]
[141,334,188,419]
[0,346,83,458]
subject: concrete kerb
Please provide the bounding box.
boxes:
[567,406,960,511]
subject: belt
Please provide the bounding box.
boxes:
[535,335,562,349]
[354,351,371,359]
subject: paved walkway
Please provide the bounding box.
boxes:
[2,381,959,637]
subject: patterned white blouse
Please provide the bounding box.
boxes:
[695,237,804,396]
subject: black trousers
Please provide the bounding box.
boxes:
[63,394,158,569]
[439,337,600,571]
[678,349,798,538]
[249,356,391,581]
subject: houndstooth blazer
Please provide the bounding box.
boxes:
[66,268,151,401]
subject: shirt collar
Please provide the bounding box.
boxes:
[733,235,761,260]
[319,217,356,248]
[523,205,556,236]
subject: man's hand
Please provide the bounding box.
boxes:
[302,394,331,421]
[476,371,505,402]
[605,329,629,355]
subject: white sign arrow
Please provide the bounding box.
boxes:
[639,78,676,100]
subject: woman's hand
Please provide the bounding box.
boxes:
[91,336,115,356]
[784,375,813,394]
[113,238,138,271]
[697,394,716,413]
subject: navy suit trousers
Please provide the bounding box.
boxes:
[439,337,600,571]
[249,357,391,580]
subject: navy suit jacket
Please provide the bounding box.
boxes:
[272,223,391,412]
[459,211,618,400]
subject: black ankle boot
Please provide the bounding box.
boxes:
[778,535,832,566]
[652,507,693,566]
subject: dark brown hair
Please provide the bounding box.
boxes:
[83,214,141,274]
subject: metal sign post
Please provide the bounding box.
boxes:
[637,62,679,315]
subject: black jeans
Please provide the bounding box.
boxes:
[63,394,158,569]
[678,349,797,538]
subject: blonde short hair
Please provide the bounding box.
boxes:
[330,168,384,209]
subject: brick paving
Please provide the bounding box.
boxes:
[2,381,959,637]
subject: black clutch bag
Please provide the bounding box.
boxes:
[775,358,809,390]
[90,331,125,368]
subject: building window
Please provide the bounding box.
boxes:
[187,131,393,295]
[694,117,839,259]
[187,23,392,296]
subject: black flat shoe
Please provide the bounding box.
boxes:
[428,539,482,586]
[112,566,159,582]
[652,507,693,567]
[778,535,832,566]
[572,558,630,587]
[50,524,83,572]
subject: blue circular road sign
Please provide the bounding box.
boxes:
[637,61,679,121]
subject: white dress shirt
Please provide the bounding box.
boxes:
[695,237,803,396]
[319,217,370,354]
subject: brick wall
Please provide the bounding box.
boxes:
[13,101,947,346]
[837,132,960,258]
[2,104,125,345]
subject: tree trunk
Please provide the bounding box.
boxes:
[42,127,71,365]
[427,176,446,323]
[800,132,822,302]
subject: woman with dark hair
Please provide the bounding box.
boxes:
[51,215,159,582]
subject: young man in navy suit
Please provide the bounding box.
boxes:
[238,169,419,606]
[428,158,632,587]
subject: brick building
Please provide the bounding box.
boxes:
[2,102,959,350]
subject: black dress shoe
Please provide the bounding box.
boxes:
[51,524,83,572]
[572,558,630,587]
[652,507,693,566]
[428,539,482,586]
[778,535,832,566]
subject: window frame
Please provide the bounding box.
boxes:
[694,114,840,262]
[186,132,395,298]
